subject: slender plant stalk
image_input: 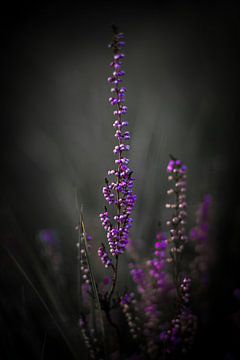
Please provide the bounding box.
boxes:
[108,255,119,302]
[2,245,79,360]
[80,210,108,359]
[40,331,47,360]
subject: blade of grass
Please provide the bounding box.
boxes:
[79,208,108,359]
[75,189,83,316]
[2,245,79,360]
[40,331,47,360]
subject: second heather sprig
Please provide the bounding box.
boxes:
[166,157,188,299]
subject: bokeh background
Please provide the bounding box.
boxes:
[1,1,240,359]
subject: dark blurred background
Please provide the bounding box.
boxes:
[0,1,240,359]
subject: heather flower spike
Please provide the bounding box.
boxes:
[166,157,188,262]
[99,26,136,258]
[165,156,188,305]
[98,243,113,268]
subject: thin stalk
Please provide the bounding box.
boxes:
[75,188,83,316]
[104,305,121,339]
[2,245,79,360]
[80,210,108,359]
[76,229,82,315]
[40,331,47,360]
[108,255,119,302]
[172,172,183,307]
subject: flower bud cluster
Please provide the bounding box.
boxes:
[180,277,191,305]
[78,247,90,285]
[97,244,113,268]
[120,292,141,340]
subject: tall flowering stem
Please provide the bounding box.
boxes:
[99,26,136,299]
[166,157,188,302]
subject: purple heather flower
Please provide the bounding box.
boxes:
[114,53,125,60]
[129,262,147,295]
[147,232,169,291]
[167,158,187,175]
[99,211,111,230]
[120,292,131,305]
[98,245,112,268]
[99,29,136,257]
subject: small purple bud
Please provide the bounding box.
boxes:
[114,53,125,60]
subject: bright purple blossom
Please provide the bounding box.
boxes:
[98,245,112,268]
[100,210,111,230]
[167,159,187,174]
[99,29,136,257]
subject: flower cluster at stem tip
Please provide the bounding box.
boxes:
[99,27,136,258]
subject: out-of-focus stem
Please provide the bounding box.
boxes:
[108,255,119,302]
